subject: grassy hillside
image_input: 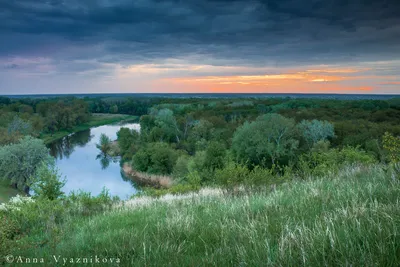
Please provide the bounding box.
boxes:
[7,165,399,266]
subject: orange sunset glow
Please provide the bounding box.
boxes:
[153,66,396,94]
[0,1,399,95]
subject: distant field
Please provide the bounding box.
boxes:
[41,113,138,144]
[3,93,399,100]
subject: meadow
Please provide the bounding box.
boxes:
[1,164,399,266]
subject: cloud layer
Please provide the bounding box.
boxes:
[1,0,399,94]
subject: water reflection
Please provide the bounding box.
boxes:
[96,153,119,170]
[48,123,140,199]
[49,130,93,159]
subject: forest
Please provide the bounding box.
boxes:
[0,95,399,266]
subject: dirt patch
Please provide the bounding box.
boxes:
[122,163,173,188]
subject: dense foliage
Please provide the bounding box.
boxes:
[0,136,51,193]
[0,97,90,144]
[1,95,400,266]
[112,96,400,189]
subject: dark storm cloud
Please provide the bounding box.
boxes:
[1,0,400,67]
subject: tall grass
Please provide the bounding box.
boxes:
[8,165,400,266]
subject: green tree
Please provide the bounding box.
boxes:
[232,114,298,166]
[204,141,226,171]
[111,105,119,114]
[0,136,51,193]
[173,155,191,181]
[132,149,151,172]
[117,127,140,160]
[298,119,335,148]
[31,161,66,200]
[155,109,181,143]
[132,143,179,175]
[96,134,112,154]
[7,116,33,136]
[383,132,400,163]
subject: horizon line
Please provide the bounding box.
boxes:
[1,92,400,97]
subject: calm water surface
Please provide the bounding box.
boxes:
[48,123,140,199]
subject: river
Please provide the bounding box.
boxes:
[48,123,140,199]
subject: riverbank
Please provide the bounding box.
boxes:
[123,163,173,188]
[41,113,138,144]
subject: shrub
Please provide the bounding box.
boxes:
[215,161,249,191]
[132,143,179,175]
[0,195,64,239]
[30,161,66,201]
[0,214,19,264]
[67,187,117,216]
[298,146,377,177]
[132,149,150,172]
[204,141,227,171]
[245,166,276,189]
[173,155,190,182]
[383,132,400,163]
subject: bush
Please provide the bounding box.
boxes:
[298,146,377,177]
[30,161,66,200]
[67,187,117,216]
[204,141,226,171]
[215,161,249,191]
[0,214,19,264]
[173,155,190,182]
[383,132,400,163]
[245,166,276,189]
[132,149,151,172]
[132,143,179,175]
[0,195,64,241]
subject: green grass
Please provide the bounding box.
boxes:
[0,180,21,203]
[9,165,400,266]
[40,113,138,144]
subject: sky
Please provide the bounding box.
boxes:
[0,0,399,95]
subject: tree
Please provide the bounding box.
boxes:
[173,155,190,181]
[383,132,400,163]
[232,114,298,166]
[132,143,179,175]
[7,116,33,136]
[96,134,112,154]
[117,127,140,160]
[0,136,51,193]
[111,105,119,114]
[298,119,335,148]
[31,161,66,200]
[154,109,181,143]
[132,149,151,172]
[204,141,226,171]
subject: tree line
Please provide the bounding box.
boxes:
[114,96,400,191]
[0,97,90,145]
